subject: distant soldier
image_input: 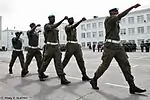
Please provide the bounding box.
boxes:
[140,41,144,52]
[62,17,91,81]
[9,32,24,74]
[145,40,150,52]
[21,23,44,78]
[38,15,70,85]
[90,4,146,94]
[97,43,101,52]
[92,44,96,52]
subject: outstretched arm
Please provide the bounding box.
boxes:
[51,16,68,29]
[71,17,86,28]
[117,3,141,20]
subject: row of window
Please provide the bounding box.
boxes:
[81,14,150,31]
[81,31,104,38]
[121,14,150,24]
[81,22,103,30]
[120,26,150,35]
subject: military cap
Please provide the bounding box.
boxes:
[68,17,73,20]
[48,15,55,18]
[30,23,36,27]
[109,8,118,13]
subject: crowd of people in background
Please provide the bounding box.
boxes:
[88,40,150,53]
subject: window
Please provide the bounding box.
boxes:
[81,33,85,38]
[92,32,97,38]
[147,14,150,22]
[128,17,134,24]
[147,26,150,33]
[92,23,97,29]
[81,42,85,47]
[120,29,126,35]
[63,35,65,40]
[128,28,135,35]
[121,18,126,24]
[98,22,103,28]
[98,31,103,37]
[87,24,91,30]
[81,24,85,30]
[137,15,144,23]
[86,32,91,38]
[137,27,144,34]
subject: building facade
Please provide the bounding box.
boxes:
[77,8,150,49]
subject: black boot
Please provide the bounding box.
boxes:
[9,68,13,74]
[128,81,146,94]
[21,70,29,77]
[39,73,48,81]
[90,78,99,90]
[60,75,71,85]
[82,74,92,81]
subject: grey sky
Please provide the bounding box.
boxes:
[0,0,150,30]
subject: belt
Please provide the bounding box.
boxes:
[28,46,39,49]
[67,41,78,43]
[105,39,120,44]
[47,42,58,45]
[13,49,22,51]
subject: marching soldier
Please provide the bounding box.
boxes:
[90,4,146,94]
[9,32,24,74]
[62,17,91,81]
[21,23,46,78]
[38,15,70,85]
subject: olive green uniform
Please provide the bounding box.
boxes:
[94,16,134,83]
[39,23,65,76]
[23,29,42,73]
[62,25,86,75]
[9,37,24,69]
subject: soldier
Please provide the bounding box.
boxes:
[21,23,46,78]
[92,44,96,52]
[145,40,149,52]
[9,32,24,74]
[140,41,145,52]
[90,4,146,94]
[62,17,91,81]
[38,15,70,85]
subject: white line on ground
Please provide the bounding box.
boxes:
[105,83,128,88]
[133,65,138,68]
[67,76,81,80]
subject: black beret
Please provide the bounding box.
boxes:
[48,15,55,18]
[109,8,118,12]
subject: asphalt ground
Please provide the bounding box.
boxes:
[0,50,149,100]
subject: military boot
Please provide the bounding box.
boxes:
[128,81,146,94]
[60,75,71,85]
[90,78,99,90]
[9,68,13,74]
[82,74,91,81]
[21,70,29,77]
[39,73,48,81]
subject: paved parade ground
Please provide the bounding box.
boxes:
[0,50,150,100]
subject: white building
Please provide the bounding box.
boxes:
[0,16,2,48]
[77,7,150,49]
[1,23,68,51]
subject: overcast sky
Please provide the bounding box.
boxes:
[0,0,150,31]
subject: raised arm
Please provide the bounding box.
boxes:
[71,17,86,28]
[117,3,141,20]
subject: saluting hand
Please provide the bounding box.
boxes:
[133,3,141,8]
[82,17,86,21]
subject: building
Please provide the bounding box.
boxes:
[0,16,2,49]
[77,7,150,49]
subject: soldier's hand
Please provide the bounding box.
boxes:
[133,4,141,8]
[19,31,23,34]
[82,17,86,21]
[64,16,68,20]
[37,24,41,27]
